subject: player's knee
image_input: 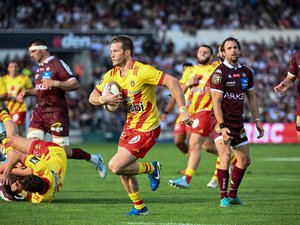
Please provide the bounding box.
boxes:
[108,161,122,175]
[174,138,184,146]
[238,158,251,169]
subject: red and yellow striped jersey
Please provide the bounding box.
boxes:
[95,60,165,131]
[180,61,219,115]
[24,140,67,203]
[3,74,33,113]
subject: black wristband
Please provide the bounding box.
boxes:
[163,110,169,115]
[219,122,225,129]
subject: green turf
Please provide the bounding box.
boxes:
[1,143,300,225]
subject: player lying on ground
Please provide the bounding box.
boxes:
[0,107,67,203]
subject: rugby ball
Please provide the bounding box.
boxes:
[102,82,122,112]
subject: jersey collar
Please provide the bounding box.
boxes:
[40,56,55,66]
[223,59,242,70]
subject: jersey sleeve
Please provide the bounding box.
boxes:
[95,70,114,93]
[179,67,192,85]
[57,60,76,81]
[139,65,165,86]
[210,66,225,91]
[246,68,254,90]
[24,76,33,89]
[288,52,298,76]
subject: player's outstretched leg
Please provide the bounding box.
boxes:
[169,176,190,188]
[93,153,107,178]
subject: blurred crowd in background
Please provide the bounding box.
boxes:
[1,0,299,32]
[0,0,299,132]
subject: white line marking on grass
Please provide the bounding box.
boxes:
[259,157,300,162]
[125,223,231,225]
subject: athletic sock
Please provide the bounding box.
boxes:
[129,191,145,210]
[217,168,229,199]
[185,167,195,183]
[71,148,91,160]
[138,162,154,174]
[228,166,246,198]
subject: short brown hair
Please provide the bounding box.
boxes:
[220,37,241,52]
[111,35,134,56]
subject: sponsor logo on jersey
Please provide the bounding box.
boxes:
[192,118,199,128]
[50,122,63,133]
[51,169,60,194]
[191,86,206,93]
[34,144,41,150]
[241,78,249,90]
[29,156,40,165]
[42,71,52,79]
[133,65,139,76]
[212,74,222,84]
[133,148,140,153]
[233,73,240,78]
[240,127,246,138]
[35,83,48,90]
[224,92,245,100]
[130,80,135,87]
[127,101,145,112]
[128,90,141,95]
[225,81,236,87]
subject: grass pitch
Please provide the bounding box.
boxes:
[1,143,300,225]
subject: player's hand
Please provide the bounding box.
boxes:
[41,78,55,88]
[221,127,233,143]
[16,91,26,102]
[188,76,200,86]
[274,82,289,95]
[180,112,193,127]
[255,121,264,139]
[102,83,123,106]
[102,93,123,106]
[0,174,11,186]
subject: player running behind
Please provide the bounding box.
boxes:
[18,38,106,178]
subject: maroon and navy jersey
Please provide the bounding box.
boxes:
[210,60,254,121]
[34,56,76,113]
[288,50,300,94]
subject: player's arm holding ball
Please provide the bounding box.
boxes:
[89,82,122,107]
